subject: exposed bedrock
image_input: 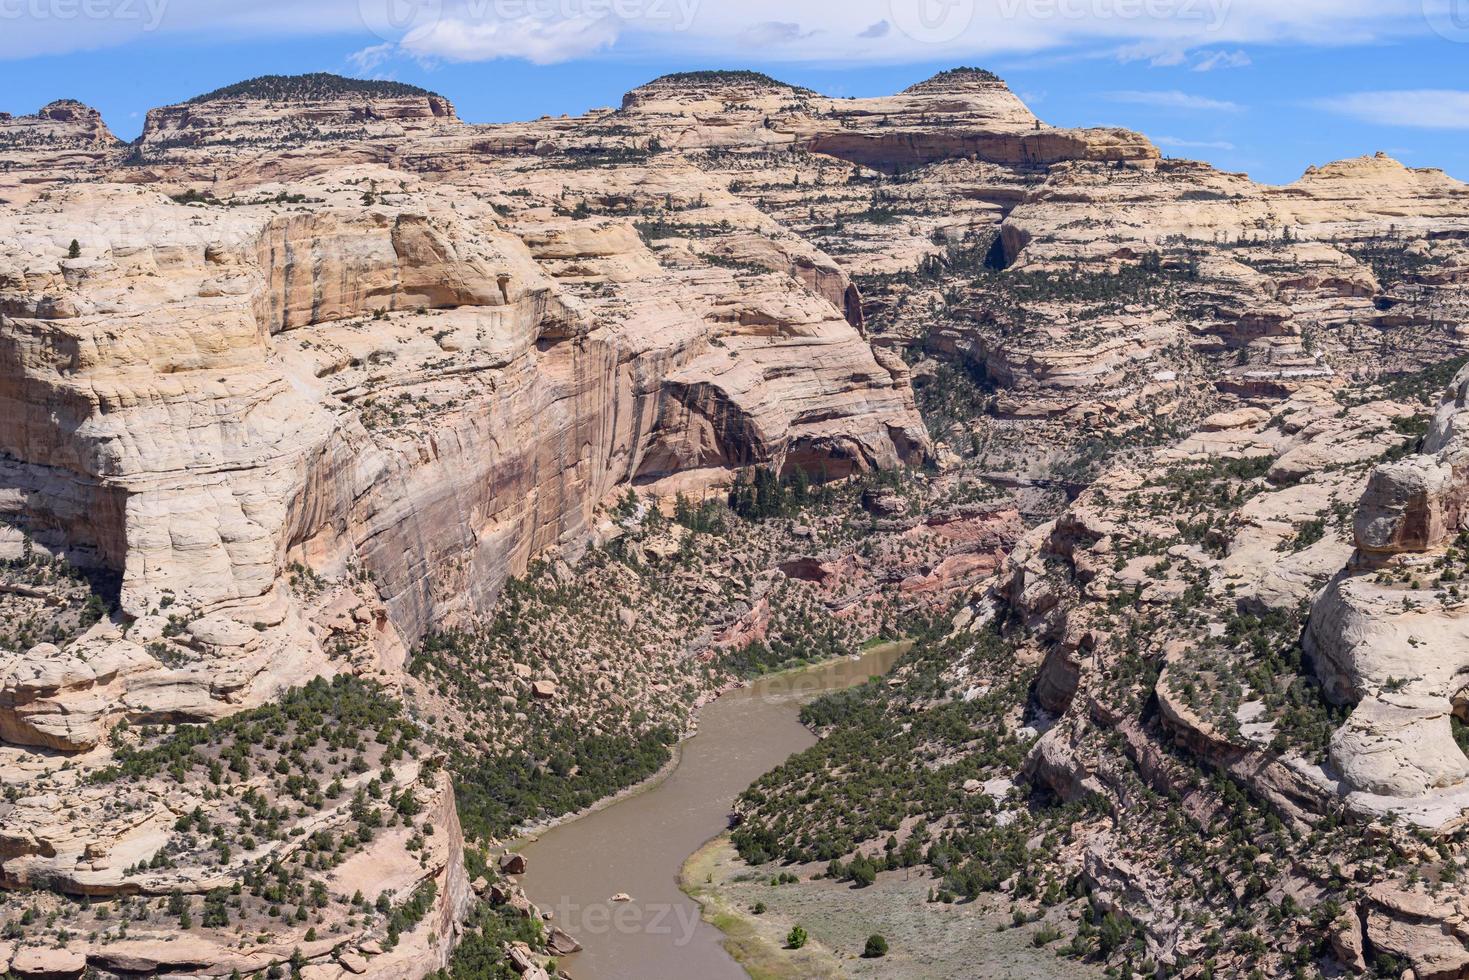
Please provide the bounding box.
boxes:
[803,127,1158,173]
[0,177,927,736]
[1307,364,1469,799]
[1357,365,1469,555]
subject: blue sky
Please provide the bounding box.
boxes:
[0,0,1466,185]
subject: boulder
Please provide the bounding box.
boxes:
[1201,407,1270,431]
[298,967,342,980]
[8,947,86,979]
[507,942,537,973]
[1329,910,1367,973]
[1329,697,1469,798]
[338,950,368,974]
[546,927,582,955]
[861,489,905,516]
[1355,363,1469,555]
[1365,886,1469,980]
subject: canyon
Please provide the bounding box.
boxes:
[0,67,1467,979]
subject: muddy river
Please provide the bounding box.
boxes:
[516,642,906,979]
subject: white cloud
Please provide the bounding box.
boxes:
[397,12,621,64]
[1106,90,1243,112]
[740,21,818,47]
[1314,90,1469,130]
[1154,135,1236,150]
[1117,46,1251,73]
[0,0,1434,64]
[348,42,395,73]
[1115,41,1188,67]
[1193,49,1252,71]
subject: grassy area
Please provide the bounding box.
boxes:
[683,834,1098,979]
[680,835,843,980]
[859,637,912,653]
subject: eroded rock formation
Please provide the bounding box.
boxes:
[1303,363,1469,802]
[0,70,936,978]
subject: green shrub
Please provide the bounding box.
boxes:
[1033,923,1064,947]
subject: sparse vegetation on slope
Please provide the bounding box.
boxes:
[186,73,438,104]
[644,69,813,93]
[905,67,1005,89]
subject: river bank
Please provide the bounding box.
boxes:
[513,643,909,980]
[681,835,845,980]
[507,644,911,846]
[681,833,1105,980]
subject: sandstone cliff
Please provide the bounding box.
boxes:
[1305,362,1469,803]
[0,70,934,979]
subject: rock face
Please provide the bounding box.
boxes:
[1303,363,1469,801]
[140,85,459,151]
[0,70,934,979]
[987,366,1469,812]
[611,67,1157,171]
[1356,365,1469,554]
[0,100,122,204]
[1002,152,1469,268]
[0,139,927,726]
[854,363,1467,975]
[690,76,1467,489]
[0,636,151,750]
[0,99,117,149]
[958,152,1468,431]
